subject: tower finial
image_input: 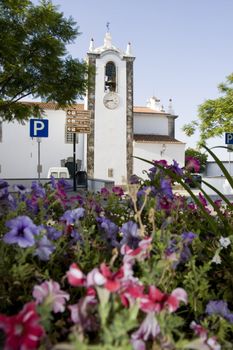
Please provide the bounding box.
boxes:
[168,98,175,114]
[106,22,110,32]
[89,38,94,52]
[126,42,132,55]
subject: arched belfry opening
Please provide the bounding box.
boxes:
[105,61,116,92]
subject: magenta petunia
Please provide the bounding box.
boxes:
[0,302,44,350]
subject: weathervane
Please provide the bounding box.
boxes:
[106,22,110,32]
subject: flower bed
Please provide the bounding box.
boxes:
[0,156,233,350]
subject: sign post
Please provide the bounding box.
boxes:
[66,110,91,191]
[73,133,77,192]
[30,119,49,182]
[225,133,233,176]
[37,138,42,182]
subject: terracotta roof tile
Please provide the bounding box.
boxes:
[23,102,169,115]
[22,101,84,110]
[133,134,185,144]
[133,106,167,114]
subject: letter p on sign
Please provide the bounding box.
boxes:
[225,133,233,145]
[30,119,49,137]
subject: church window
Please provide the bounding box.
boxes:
[108,168,114,177]
[105,61,117,92]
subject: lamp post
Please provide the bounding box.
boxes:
[160,144,166,157]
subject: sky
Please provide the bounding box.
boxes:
[35,0,233,159]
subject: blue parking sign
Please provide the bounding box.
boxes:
[225,133,233,144]
[30,119,49,137]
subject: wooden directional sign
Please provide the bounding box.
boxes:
[66,125,91,134]
[66,110,91,133]
[66,109,91,119]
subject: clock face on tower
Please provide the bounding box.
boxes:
[103,92,120,110]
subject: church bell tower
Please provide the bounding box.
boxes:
[86,30,135,185]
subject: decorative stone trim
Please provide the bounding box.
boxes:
[86,54,99,178]
[125,57,135,181]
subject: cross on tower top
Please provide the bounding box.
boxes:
[106,22,110,32]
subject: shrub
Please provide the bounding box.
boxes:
[0,148,232,349]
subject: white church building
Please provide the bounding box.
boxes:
[0,31,185,185]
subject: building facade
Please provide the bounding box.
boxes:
[0,32,185,183]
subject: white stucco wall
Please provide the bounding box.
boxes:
[202,177,233,195]
[0,109,84,178]
[205,162,233,177]
[94,52,127,184]
[133,142,185,178]
[134,114,168,135]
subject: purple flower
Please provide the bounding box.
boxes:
[34,236,55,261]
[180,245,192,263]
[98,217,119,247]
[181,232,197,244]
[46,226,62,240]
[13,184,30,196]
[0,179,16,213]
[31,181,46,198]
[49,175,56,189]
[3,216,39,248]
[0,179,9,199]
[169,159,184,176]
[148,160,168,180]
[60,207,85,225]
[130,174,140,184]
[33,280,70,313]
[137,186,155,198]
[112,186,124,197]
[57,178,72,191]
[120,221,140,249]
[206,300,233,323]
[160,178,173,198]
[179,233,196,264]
[70,229,82,243]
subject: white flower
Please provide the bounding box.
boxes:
[219,236,231,248]
[211,252,222,265]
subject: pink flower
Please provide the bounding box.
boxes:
[99,263,124,292]
[188,322,221,350]
[120,279,144,307]
[185,156,200,173]
[131,312,160,350]
[66,263,86,287]
[32,280,70,313]
[100,187,110,197]
[86,267,106,287]
[0,302,44,350]
[68,288,98,332]
[140,286,187,313]
[121,237,152,263]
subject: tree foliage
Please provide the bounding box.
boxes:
[0,0,90,122]
[183,73,233,144]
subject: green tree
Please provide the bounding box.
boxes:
[185,148,208,173]
[183,73,233,144]
[0,0,90,122]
